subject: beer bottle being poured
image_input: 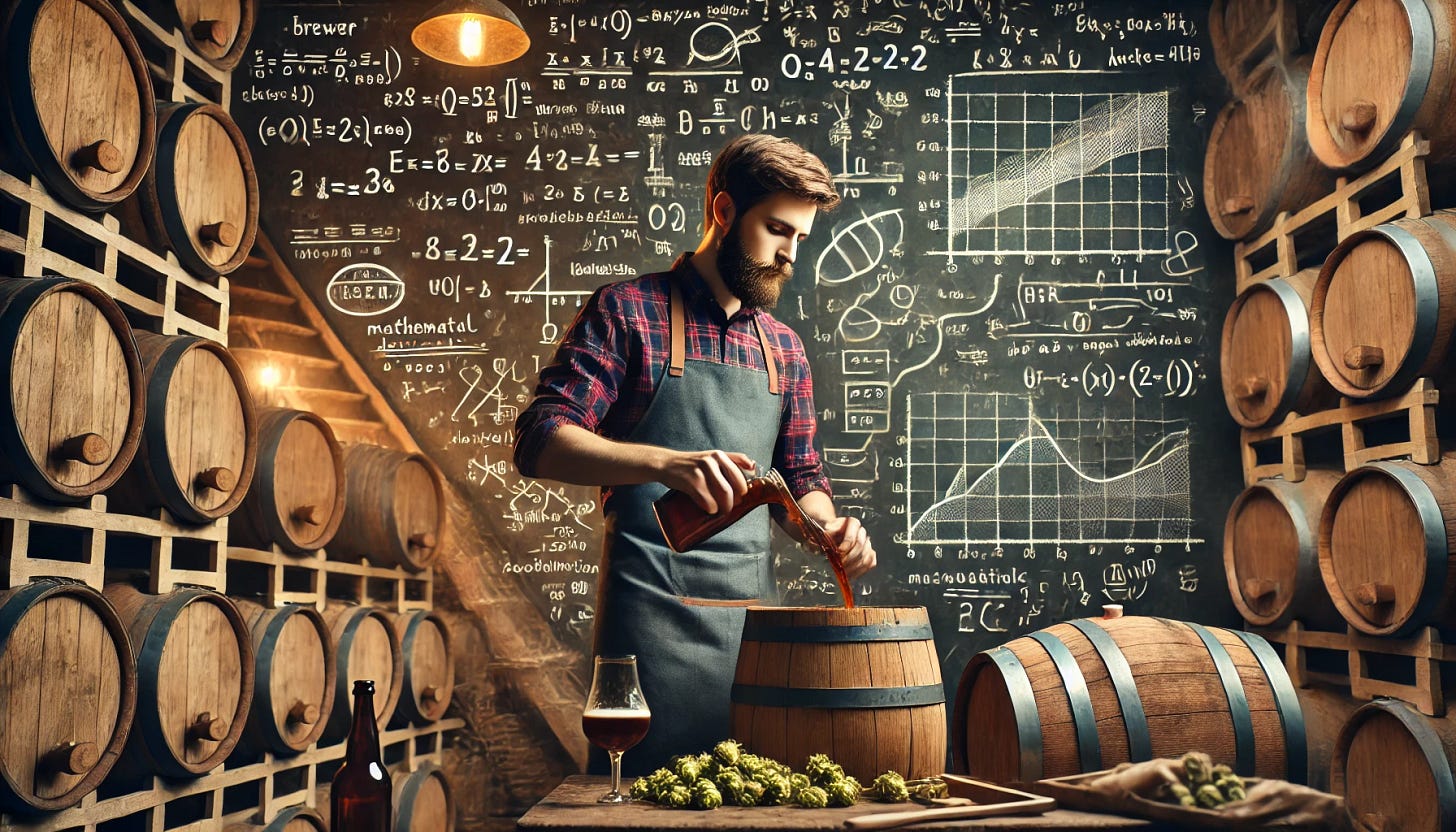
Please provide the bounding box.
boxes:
[331,679,392,831]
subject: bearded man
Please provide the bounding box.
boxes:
[514,134,877,773]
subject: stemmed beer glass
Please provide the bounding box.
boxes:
[582,655,651,803]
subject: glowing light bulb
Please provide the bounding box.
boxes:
[258,365,281,389]
[459,16,483,61]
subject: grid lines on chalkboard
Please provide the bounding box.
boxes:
[939,75,1171,257]
[904,392,1197,546]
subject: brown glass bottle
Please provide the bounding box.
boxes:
[331,680,392,831]
[653,468,790,552]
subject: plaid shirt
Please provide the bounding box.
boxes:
[513,254,830,500]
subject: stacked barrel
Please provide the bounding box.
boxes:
[0,0,456,829]
[1215,1,1456,826]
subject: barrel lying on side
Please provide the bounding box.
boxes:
[1310,210,1456,399]
[1205,58,1333,241]
[0,276,144,503]
[129,0,257,71]
[0,0,156,211]
[1307,0,1456,170]
[1221,268,1336,427]
[0,580,136,814]
[390,610,454,726]
[225,804,327,832]
[394,763,454,832]
[321,604,403,744]
[331,444,445,572]
[731,606,946,783]
[1209,0,1296,90]
[1318,455,1456,636]
[231,407,346,554]
[125,102,259,277]
[232,599,335,757]
[1225,472,1343,628]
[104,584,253,778]
[953,615,1305,785]
[108,332,257,524]
[1330,698,1456,832]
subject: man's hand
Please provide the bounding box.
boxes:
[660,449,757,514]
[822,514,876,579]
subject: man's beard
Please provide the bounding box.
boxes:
[717,222,792,310]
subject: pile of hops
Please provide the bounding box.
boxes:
[1161,752,1248,810]
[628,741,940,810]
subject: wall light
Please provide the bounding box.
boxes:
[258,365,281,389]
[411,0,530,67]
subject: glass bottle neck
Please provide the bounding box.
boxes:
[347,690,382,762]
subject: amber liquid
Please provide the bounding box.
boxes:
[582,708,651,752]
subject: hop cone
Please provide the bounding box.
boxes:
[797,785,829,808]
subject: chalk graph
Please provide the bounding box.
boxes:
[942,74,1170,257]
[906,393,1194,545]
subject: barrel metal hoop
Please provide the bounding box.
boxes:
[1373,225,1441,395]
[1231,630,1307,784]
[254,416,289,544]
[0,580,64,647]
[1370,700,1456,824]
[1260,480,1322,618]
[144,336,205,523]
[985,646,1043,782]
[1068,619,1151,762]
[329,607,380,736]
[254,604,302,750]
[395,763,442,831]
[1029,631,1101,772]
[1263,278,1313,419]
[397,611,425,723]
[1371,0,1437,163]
[155,103,217,277]
[1184,622,1256,776]
[740,621,934,643]
[729,682,945,709]
[135,589,212,778]
[1367,461,1447,635]
[0,278,74,500]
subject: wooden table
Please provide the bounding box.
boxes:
[517,776,1158,831]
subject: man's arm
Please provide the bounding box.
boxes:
[779,489,876,579]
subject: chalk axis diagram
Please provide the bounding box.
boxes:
[941,73,1171,257]
[906,393,1195,545]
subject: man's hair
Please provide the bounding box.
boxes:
[703,134,840,232]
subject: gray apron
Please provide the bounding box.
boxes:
[590,278,783,775]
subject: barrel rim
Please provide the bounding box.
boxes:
[0,579,138,814]
[248,603,336,754]
[1309,222,1439,397]
[953,647,1042,782]
[1318,461,1447,636]
[1305,0,1435,170]
[130,586,255,777]
[1331,698,1456,824]
[1223,478,1324,626]
[140,335,258,523]
[1221,276,1314,427]
[395,761,453,832]
[0,277,145,501]
[2,0,157,210]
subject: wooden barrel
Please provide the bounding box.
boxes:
[389,610,454,726]
[0,579,136,814]
[0,0,156,211]
[130,102,258,277]
[1210,0,1295,90]
[225,805,327,832]
[1205,58,1334,241]
[231,408,346,554]
[394,763,454,832]
[108,332,257,524]
[1307,0,1456,170]
[730,606,946,783]
[331,444,445,572]
[952,615,1305,785]
[1311,211,1456,398]
[103,584,252,778]
[1225,472,1344,628]
[1331,698,1456,832]
[321,604,403,744]
[1221,269,1337,426]
[1318,456,1456,636]
[234,600,335,757]
[0,276,144,503]
[131,0,257,71]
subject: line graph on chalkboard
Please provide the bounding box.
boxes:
[905,392,1197,546]
[937,73,1171,257]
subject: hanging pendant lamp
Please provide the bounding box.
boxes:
[411,0,530,67]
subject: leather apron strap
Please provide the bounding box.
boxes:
[670,281,779,394]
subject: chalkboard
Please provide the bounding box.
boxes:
[233,0,1243,708]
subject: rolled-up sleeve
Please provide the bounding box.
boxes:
[774,333,832,500]
[513,286,628,477]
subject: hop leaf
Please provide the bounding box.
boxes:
[797,785,829,808]
[690,779,723,810]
